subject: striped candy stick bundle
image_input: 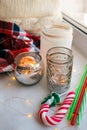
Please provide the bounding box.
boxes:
[70,77,87,125]
[67,65,87,125]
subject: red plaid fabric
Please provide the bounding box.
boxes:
[0,20,40,73]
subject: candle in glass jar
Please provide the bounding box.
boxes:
[18,56,36,75]
[14,52,44,85]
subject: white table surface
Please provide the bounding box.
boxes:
[0,45,87,130]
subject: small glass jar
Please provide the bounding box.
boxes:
[46,47,73,94]
[14,52,44,85]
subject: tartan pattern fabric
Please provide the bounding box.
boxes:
[0,20,32,37]
[0,20,40,73]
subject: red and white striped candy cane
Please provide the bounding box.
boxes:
[39,91,75,126]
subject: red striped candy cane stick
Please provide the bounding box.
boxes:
[39,91,75,126]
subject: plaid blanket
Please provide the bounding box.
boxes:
[0,20,40,73]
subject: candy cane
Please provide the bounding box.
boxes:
[39,91,75,126]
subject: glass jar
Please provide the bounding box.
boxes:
[46,47,73,94]
[14,52,44,85]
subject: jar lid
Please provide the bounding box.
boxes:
[42,22,73,38]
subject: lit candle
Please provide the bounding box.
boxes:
[18,56,36,75]
[14,52,44,85]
